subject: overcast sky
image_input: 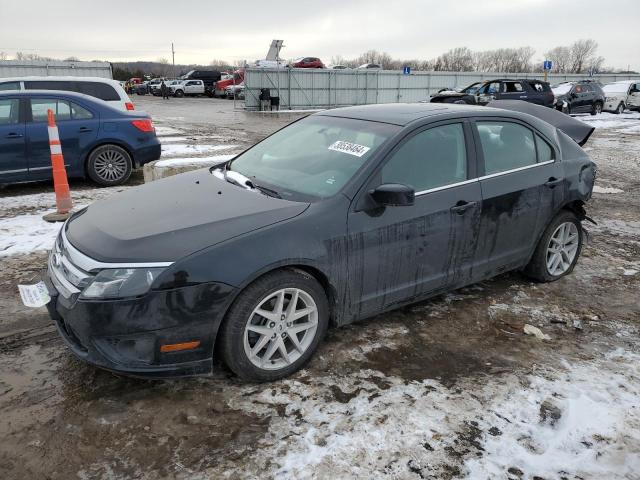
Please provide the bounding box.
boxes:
[1,0,638,70]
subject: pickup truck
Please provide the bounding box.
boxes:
[430,79,555,107]
[171,80,205,97]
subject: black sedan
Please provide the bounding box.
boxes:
[44,103,596,381]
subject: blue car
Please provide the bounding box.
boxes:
[0,90,161,186]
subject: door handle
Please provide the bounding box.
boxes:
[545,177,563,188]
[78,127,93,133]
[450,201,477,214]
[5,132,24,138]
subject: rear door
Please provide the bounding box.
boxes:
[25,97,98,180]
[499,81,528,102]
[472,119,563,278]
[0,97,27,182]
[347,121,481,316]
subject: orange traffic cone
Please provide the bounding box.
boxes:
[43,109,73,222]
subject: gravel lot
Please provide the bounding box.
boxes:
[1,97,639,480]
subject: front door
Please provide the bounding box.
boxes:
[347,121,481,317]
[628,83,640,109]
[0,97,27,182]
[472,119,564,278]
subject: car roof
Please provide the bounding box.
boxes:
[316,103,480,126]
[0,89,98,100]
[0,76,120,86]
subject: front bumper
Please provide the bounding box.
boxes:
[44,271,237,378]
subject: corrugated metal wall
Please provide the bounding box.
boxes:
[0,60,113,79]
[244,68,640,110]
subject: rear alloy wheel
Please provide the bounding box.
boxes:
[220,269,329,381]
[524,210,583,282]
[591,102,602,115]
[615,102,625,114]
[87,145,132,186]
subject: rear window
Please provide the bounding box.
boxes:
[0,82,21,91]
[528,81,550,92]
[76,82,120,101]
[24,80,120,101]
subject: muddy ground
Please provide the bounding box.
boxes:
[1,98,639,479]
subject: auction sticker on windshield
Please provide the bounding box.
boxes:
[18,282,51,308]
[328,141,371,157]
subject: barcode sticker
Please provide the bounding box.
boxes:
[328,141,371,158]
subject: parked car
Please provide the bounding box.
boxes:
[331,65,348,70]
[148,78,166,96]
[430,79,554,107]
[0,90,160,186]
[289,57,325,69]
[171,79,205,97]
[214,70,244,97]
[180,70,221,97]
[44,102,596,381]
[602,80,640,114]
[357,63,382,70]
[552,81,605,115]
[135,83,150,95]
[225,83,245,99]
[0,76,135,111]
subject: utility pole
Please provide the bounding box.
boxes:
[172,43,175,78]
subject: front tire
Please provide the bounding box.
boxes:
[615,102,625,114]
[524,210,583,282]
[174,89,184,98]
[219,269,329,382]
[86,144,132,186]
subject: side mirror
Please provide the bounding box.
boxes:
[369,183,415,207]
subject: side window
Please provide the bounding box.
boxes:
[0,99,20,125]
[30,98,71,122]
[480,82,500,94]
[504,82,523,93]
[0,82,21,91]
[535,134,555,163]
[24,81,74,92]
[77,82,120,101]
[476,121,537,175]
[574,84,583,93]
[71,102,93,119]
[381,123,468,192]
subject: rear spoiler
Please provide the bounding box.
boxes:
[487,100,595,146]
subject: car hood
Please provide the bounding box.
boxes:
[65,169,310,263]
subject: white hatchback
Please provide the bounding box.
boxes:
[0,76,135,111]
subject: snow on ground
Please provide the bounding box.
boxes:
[154,125,183,136]
[160,144,239,157]
[0,214,62,257]
[154,154,236,168]
[195,345,640,479]
[593,185,624,194]
[0,186,131,214]
[577,111,640,130]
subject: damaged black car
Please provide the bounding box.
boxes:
[45,102,596,381]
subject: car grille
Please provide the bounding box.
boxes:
[48,230,95,299]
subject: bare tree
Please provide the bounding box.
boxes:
[545,46,572,73]
[570,39,599,73]
[434,47,474,71]
[0,52,7,60]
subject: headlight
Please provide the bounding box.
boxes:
[80,268,165,300]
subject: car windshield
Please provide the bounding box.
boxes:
[461,82,482,94]
[552,83,573,95]
[603,83,628,93]
[227,116,398,201]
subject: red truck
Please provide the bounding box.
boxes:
[214,70,244,97]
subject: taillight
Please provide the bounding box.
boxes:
[131,119,155,133]
[125,102,135,110]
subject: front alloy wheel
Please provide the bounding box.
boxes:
[616,102,625,114]
[244,288,318,370]
[220,269,329,381]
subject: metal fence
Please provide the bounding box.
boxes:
[0,60,113,79]
[244,68,640,110]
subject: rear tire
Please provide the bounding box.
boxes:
[174,89,184,98]
[86,144,132,186]
[219,269,329,382]
[591,101,603,115]
[524,210,583,282]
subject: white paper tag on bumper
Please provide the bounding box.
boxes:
[328,141,370,157]
[18,281,51,308]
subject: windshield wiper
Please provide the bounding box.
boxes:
[253,184,282,199]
